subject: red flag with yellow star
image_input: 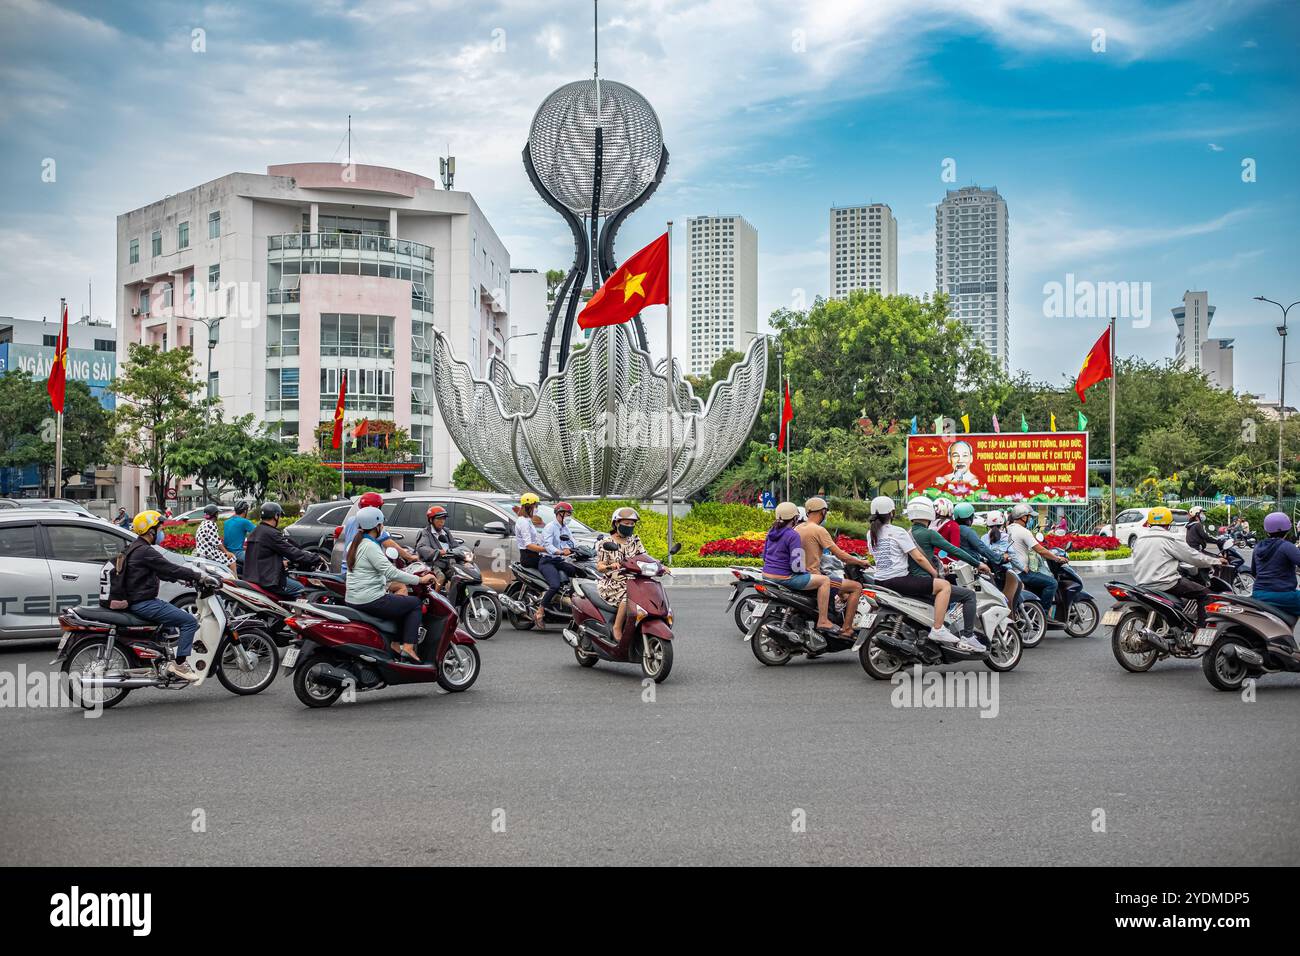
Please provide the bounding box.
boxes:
[577,232,669,329]
[331,372,347,449]
[1074,325,1113,403]
[47,303,69,414]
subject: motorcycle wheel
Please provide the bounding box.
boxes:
[293,655,343,708]
[640,635,673,683]
[171,593,199,618]
[62,638,132,710]
[734,592,763,633]
[1202,634,1254,692]
[983,622,1023,672]
[462,591,501,640]
[751,623,792,666]
[505,583,534,631]
[1017,602,1046,648]
[859,626,905,680]
[1111,611,1159,672]
[437,643,481,692]
[575,644,599,667]
[1230,572,1254,597]
[215,630,279,695]
[1065,598,1100,638]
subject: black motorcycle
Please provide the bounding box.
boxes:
[1209,534,1254,596]
[502,543,598,630]
[440,545,501,640]
[729,563,872,665]
[1105,570,1233,672]
[1024,546,1100,638]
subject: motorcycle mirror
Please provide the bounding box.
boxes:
[602,541,620,552]
[1206,525,1216,532]
[669,542,682,555]
[1035,532,1045,542]
[385,547,400,561]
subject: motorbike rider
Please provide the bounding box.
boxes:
[415,505,457,587]
[981,510,1027,604]
[223,500,255,570]
[541,502,582,611]
[194,503,237,570]
[762,501,838,638]
[905,496,991,651]
[597,506,667,638]
[1008,503,1069,619]
[1184,505,1217,552]
[340,492,418,571]
[1131,505,1225,626]
[932,497,962,549]
[797,497,870,638]
[865,496,968,649]
[1249,512,1300,616]
[953,502,1020,606]
[345,506,439,662]
[119,510,217,682]
[243,502,320,599]
[515,492,550,629]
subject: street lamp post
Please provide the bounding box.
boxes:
[503,331,539,376]
[191,316,219,426]
[1254,296,1300,508]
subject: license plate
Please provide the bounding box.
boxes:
[1101,609,1123,627]
[855,611,876,630]
[282,646,300,668]
[747,601,768,618]
[1193,627,1217,647]
[56,633,69,653]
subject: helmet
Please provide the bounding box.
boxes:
[554,501,574,514]
[260,502,284,520]
[520,492,540,508]
[1010,503,1033,521]
[356,506,385,531]
[905,496,936,523]
[426,505,447,521]
[774,501,799,521]
[612,506,639,523]
[203,504,220,518]
[953,503,976,520]
[933,498,954,517]
[1147,506,1174,527]
[985,510,1005,527]
[870,495,895,517]
[804,496,828,514]
[132,510,164,535]
[233,500,249,515]
[1263,511,1292,534]
[358,492,384,509]
[1188,505,1206,519]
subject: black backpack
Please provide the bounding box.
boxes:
[99,543,134,609]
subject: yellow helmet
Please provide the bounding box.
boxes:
[519,492,540,508]
[132,510,165,535]
[1147,506,1174,527]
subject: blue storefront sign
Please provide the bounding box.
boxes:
[0,343,116,410]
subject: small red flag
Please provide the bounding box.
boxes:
[778,379,793,451]
[577,232,669,329]
[354,418,370,438]
[331,372,347,449]
[47,303,68,414]
[1074,326,1113,403]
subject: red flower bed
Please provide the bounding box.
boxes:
[1044,533,1120,551]
[160,533,195,552]
[699,533,871,559]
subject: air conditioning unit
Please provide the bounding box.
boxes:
[130,308,141,316]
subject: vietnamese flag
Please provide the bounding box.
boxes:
[354,418,370,438]
[778,379,793,451]
[47,303,68,414]
[1074,325,1113,403]
[577,232,669,329]
[331,372,347,449]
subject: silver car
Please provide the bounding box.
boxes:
[330,492,598,590]
[0,510,193,641]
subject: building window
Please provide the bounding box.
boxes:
[43,334,57,347]
[151,229,161,257]
[208,264,220,290]
[207,371,219,399]
[208,210,220,239]
[94,339,116,352]
[129,239,139,264]
[178,221,189,249]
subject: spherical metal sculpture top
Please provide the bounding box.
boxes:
[527,78,664,216]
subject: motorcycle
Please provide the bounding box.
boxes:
[54,577,280,710]
[562,541,680,682]
[733,563,875,665]
[1011,574,1048,648]
[855,564,1023,679]
[440,545,502,640]
[727,565,768,633]
[1209,533,1254,596]
[279,563,480,708]
[1104,570,1234,672]
[501,543,598,630]
[1198,595,1300,691]
[1044,548,1100,637]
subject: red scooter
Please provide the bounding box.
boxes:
[562,541,680,683]
[280,568,479,708]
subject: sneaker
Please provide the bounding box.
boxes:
[962,633,988,653]
[164,661,200,682]
[928,625,962,646]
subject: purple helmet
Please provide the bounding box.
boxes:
[1263,511,1292,534]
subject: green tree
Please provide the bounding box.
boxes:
[266,454,349,507]
[452,458,494,491]
[0,373,112,492]
[686,349,744,397]
[171,414,288,501]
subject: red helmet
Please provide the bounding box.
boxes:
[554,501,573,514]
[358,492,384,509]
[427,505,447,521]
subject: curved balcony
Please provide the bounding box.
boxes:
[268,232,433,262]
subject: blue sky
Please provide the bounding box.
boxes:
[1,0,1296,397]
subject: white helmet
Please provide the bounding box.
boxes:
[870,495,895,517]
[985,510,1005,527]
[356,506,385,530]
[933,498,954,517]
[1188,505,1206,519]
[1010,503,1033,521]
[905,496,936,523]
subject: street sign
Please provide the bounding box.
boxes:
[165,488,178,501]
[1224,495,1236,505]
[760,490,775,510]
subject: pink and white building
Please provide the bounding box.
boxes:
[115,162,517,508]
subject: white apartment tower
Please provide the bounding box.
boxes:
[935,186,1009,370]
[1172,290,1234,390]
[830,203,897,298]
[686,215,758,376]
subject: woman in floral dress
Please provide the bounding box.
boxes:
[597,506,645,636]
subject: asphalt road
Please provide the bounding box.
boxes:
[1,569,1297,866]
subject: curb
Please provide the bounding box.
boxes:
[660,558,1135,588]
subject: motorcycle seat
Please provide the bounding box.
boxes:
[330,603,404,636]
[576,580,618,615]
[1216,595,1300,628]
[75,606,158,629]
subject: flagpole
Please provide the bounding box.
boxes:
[53,298,65,499]
[340,418,347,499]
[1108,315,1117,534]
[784,375,791,501]
[665,220,675,563]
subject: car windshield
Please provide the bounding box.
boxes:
[491,499,593,534]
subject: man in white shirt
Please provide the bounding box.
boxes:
[1132,506,1224,625]
[1007,504,1069,619]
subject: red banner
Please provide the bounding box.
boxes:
[905,432,1089,502]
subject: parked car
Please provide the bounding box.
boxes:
[285,499,353,559]
[330,492,599,590]
[1096,507,1190,548]
[162,504,236,528]
[8,498,102,520]
[0,510,193,641]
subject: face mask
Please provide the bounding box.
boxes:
[617,523,636,537]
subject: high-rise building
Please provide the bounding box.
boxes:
[935,186,1009,370]
[686,215,758,376]
[115,162,512,508]
[506,268,547,383]
[1172,290,1233,390]
[829,203,897,298]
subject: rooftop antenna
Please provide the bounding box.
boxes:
[593,0,601,121]
[440,143,455,190]
[347,114,352,166]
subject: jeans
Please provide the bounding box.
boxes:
[353,593,423,647]
[132,598,199,659]
[1252,589,1300,616]
[539,555,570,609]
[1023,571,1058,618]
[949,584,977,635]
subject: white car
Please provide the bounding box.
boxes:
[1097,507,1190,548]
